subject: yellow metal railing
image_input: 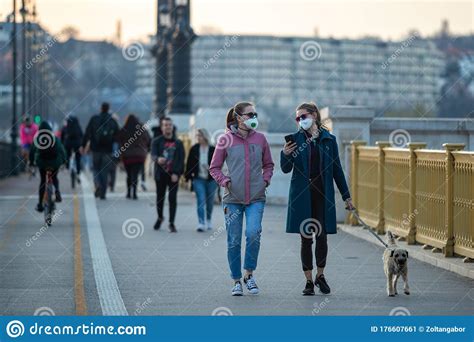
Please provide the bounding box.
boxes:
[350,141,473,261]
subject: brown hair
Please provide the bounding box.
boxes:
[296,102,326,129]
[225,101,254,128]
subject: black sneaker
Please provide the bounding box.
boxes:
[55,191,62,203]
[302,280,315,296]
[169,223,177,233]
[315,274,331,294]
[35,203,44,213]
[154,217,163,230]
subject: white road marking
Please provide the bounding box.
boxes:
[80,174,128,316]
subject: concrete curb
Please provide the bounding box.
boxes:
[338,224,474,280]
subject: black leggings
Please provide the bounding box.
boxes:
[39,168,59,203]
[301,179,328,271]
[124,162,142,195]
[155,173,179,224]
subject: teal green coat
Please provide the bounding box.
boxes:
[30,136,67,170]
[280,128,351,234]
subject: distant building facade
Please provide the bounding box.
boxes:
[136,34,445,130]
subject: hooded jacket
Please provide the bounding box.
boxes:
[29,121,67,170]
[209,125,274,204]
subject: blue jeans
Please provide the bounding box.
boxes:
[224,201,265,280]
[193,178,218,225]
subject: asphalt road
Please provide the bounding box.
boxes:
[0,170,472,316]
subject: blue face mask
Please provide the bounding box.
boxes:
[299,118,313,130]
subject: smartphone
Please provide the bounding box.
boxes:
[284,134,295,144]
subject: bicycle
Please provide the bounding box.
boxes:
[43,168,56,226]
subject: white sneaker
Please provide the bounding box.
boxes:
[196,223,205,232]
[244,275,259,295]
[231,281,243,296]
[206,220,213,230]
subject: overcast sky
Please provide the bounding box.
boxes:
[1,0,472,43]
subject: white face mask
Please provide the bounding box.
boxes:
[243,117,258,130]
[299,118,313,131]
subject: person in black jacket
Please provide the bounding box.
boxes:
[185,128,217,232]
[81,102,120,199]
[151,117,185,232]
[61,115,83,178]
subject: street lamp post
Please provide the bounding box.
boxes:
[10,0,19,175]
[20,0,27,117]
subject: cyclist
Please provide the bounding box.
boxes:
[61,115,83,180]
[19,116,38,166]
[29,121,67,212]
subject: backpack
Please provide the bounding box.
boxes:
[38,139,57,161]
[96,115,116,146]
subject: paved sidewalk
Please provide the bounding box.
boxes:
[0,170,472,316]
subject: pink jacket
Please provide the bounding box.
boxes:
[209,127,274,204]
[20,123,38,146]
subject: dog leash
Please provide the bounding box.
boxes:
[346,207,389,248]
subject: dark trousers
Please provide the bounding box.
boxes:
[155,173,179,224]
[39,168,59,203]
[124,162,142,196]
[92,152,112,196]
[65,144,81,174]
[301,179,328,271]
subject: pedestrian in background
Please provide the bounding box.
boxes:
[81,102,120,199]
[210,101,274,296]
[61,115,83,179]
[116,114,151,200]
[281,102,354,296]
[185,128,217,232]
[151,117,185,233]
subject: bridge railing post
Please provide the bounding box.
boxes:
[375,141,391,234]
[443,143,465,257]
[349,140,367,226]
[406,142,427,244]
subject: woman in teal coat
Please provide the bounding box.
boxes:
[280,102,354,296]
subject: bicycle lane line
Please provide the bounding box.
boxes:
[73,193,87,315]
[80,173,128,316]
